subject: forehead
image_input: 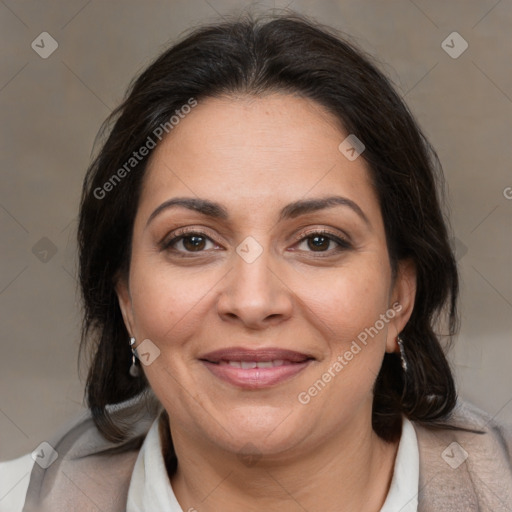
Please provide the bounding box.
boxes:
[137,93,380,225]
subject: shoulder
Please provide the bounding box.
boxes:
[19,393,162,512]
[414,398,512,454]
[412,399,512,510]
[0,453,35,512]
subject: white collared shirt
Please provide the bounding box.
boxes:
[126,415,419,511]
[379,416,419,511]
[0,416,419,511]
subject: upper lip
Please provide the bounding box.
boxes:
[199,347,314,363]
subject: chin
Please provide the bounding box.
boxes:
[209,405,307,453]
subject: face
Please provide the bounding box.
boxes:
[116,93,416,459]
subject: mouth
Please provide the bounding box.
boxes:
[199,347,315,389]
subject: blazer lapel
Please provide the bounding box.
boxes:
[415,401,512,511]
[23,394,162,512]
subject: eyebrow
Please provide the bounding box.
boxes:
[145,195,371,229]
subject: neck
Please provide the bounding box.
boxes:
[166,412,400,512]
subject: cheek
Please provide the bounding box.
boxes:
[128,259,211,344]
[296,259,392,344]
[296,267,391,409]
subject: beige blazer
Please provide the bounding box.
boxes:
[21,395,512,511]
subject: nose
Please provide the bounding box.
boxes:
[216,245,294,330]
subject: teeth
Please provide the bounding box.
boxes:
[221,360,290,368]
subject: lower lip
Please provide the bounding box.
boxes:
[201,361,312,389]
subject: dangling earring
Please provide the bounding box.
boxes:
[397,334,408,372]
[129,337,140,377]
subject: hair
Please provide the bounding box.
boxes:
[78,11,460,449]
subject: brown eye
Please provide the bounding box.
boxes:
[181,235,207,252]
[295,230,351,254]
[307,234,331,251]
[161,231,218,254]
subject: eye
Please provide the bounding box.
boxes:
[161,229,220,254]
[160,228,352,257]
[293,229,351,254]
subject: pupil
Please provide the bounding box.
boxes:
[184,235,205,251]
[309,235,328,251]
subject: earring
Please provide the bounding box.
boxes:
[397,334,408,372]
[129,337,140,377]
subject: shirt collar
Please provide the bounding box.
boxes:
[126,414,419,512]
[379,415,419,512]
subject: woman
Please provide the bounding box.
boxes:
[1,12,511,512]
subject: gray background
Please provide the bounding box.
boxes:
[1,0,511,461]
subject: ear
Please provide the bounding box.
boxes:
[115,273,136,338]
[385,258,417,354]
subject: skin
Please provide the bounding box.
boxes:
[116,93,417,512]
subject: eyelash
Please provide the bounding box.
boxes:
[160,228,352,257]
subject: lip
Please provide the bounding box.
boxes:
[199,347,315,389]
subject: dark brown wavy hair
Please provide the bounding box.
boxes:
[78,11,460,450]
